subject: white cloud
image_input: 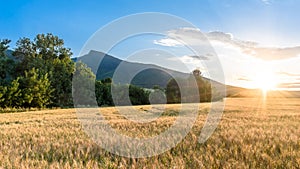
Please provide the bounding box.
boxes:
[166,55,207,73]
[168,54,209,63]
[153,38,183,47]
[154,27,300,61]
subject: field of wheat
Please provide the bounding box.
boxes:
[0,98,299,168]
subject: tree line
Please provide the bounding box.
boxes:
[166,69,213,103]
[0,33,214,110]
[0,34,151,109]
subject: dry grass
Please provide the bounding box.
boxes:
[0,98,299,168]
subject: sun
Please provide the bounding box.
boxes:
[252,71,278,93]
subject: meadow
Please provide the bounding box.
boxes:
[0,98,299,168]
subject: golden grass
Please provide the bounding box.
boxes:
[0,98,299,168]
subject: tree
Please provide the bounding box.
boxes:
[13,33,75,107]
[18,68,53,109]
[94,78,151,106]
[129,85,150,105]
[0,85,7,108]
[0,39,14,85]
[166,78,181,103]
[0,39,11,57]
[72,61,96,107]
[166,69,212,103]
[50,58,74,107]
[191,69,212,102]
[4,78,22,108]
[95,78,113,106]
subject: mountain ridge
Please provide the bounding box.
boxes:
[71,50,300,98]
[73,50,192,88]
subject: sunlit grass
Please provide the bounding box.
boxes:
[0,98,299,168]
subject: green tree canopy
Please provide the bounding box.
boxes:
[72,61,96,107]
[13,33,75,107]
[18,68,53,109]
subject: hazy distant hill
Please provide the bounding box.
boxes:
[226,86,300,98]
[73,50,189,88]
[73,50,300,98]
[4,50,14,60]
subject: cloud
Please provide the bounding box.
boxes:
[206,31,300,60]
[206,31,259,48]
[168,54,209,63]
[237,77,252,82]
[154,28,300,61]
[206,31,233,43]
[189,55,210,60]
[276,71,300,77]
[244,46,300,60]
[277,82,300,89]
[153,38,183,47]
[154,27,209,48]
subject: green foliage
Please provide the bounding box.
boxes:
[191,75,212,102]
[4,78,22,108]
[13,33,75,107]
[0,39,15,85]
[50,58,74,107]
[166,78,181,104]
[17,68,53,109]
[0,39,11,57]
[129,85,150,105]
[0,85,8,108]
[95,79,113,106]
[1,67,53,109]
[72,61,96,106]
[94,78,150,106]
[166,70,212,103]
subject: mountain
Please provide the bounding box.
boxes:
[73,50,300,98]
[73,50,190,88]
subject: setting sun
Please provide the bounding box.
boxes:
[252,71,278,93]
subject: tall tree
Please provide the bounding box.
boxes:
[166,78,181,104]
[4,78,22,108]
[13,33,75,107]
[18,68,53,109]
[166,69,212,103]
[72,61,96,106]
[95,78,113,106]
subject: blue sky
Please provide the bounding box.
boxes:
[2,0,300,55]
[1,0,300,90]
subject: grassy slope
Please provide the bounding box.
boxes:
[0,98,299,168]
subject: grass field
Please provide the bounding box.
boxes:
[0,98,299,168]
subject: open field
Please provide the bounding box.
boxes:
[0,98,299,168]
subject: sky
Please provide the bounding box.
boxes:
[1,0,300,90]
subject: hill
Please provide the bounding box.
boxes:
[73,50,300,98]
[73,50,190,88]
[226,86,300,98]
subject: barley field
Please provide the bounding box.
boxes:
[0,98,299,168]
